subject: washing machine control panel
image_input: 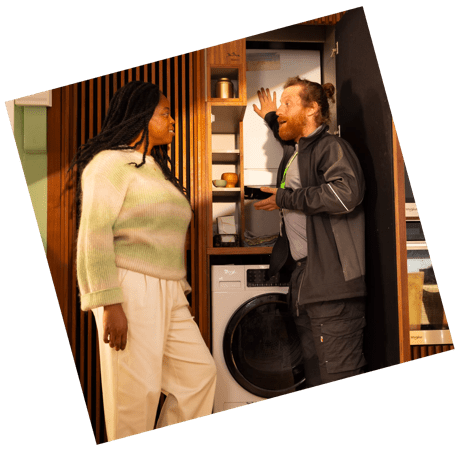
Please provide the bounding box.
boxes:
[246,269,285,287]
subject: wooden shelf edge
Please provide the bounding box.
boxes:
[207,247,273,255]
[410,330,452,346]
[209,99,247,105]
[212,187,241,191]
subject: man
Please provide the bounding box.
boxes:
[253,77,367,386]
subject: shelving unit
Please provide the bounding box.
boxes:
[404,177,452,359]
[206,39,246,253]
[211,150,240,163]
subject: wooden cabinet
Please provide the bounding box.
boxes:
[395,127,453,360]
[206,38,246,104]
[204,39,274,257]
[206,39,248,253]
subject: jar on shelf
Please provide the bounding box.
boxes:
[215,78,234,98]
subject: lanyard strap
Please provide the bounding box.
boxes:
[280,150,298,189]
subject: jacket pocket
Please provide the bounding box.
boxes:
[320,316,367,374]
[329,209,365,282]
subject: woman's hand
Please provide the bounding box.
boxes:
[103,304,128,351]
[253,88,277,119]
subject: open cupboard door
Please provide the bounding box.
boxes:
[335,7,400,370]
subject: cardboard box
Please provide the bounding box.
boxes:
[217,216,236,234]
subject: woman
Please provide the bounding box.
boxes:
[71,81,216,441]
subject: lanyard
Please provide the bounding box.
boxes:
[280,149,298,189]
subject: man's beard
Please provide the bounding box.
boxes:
[278,114,306,141]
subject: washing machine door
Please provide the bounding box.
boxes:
[223,292,306,398]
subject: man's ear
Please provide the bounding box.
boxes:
[306,101,319,118]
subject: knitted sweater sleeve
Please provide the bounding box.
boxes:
[77,156,128,311]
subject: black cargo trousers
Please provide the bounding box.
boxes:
[290,259,367,387]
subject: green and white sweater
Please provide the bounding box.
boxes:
[77,150,192,311]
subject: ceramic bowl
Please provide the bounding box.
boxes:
[221,172,238,188]
[212,179,227,188]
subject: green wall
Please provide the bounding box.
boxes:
[14,104,48,251]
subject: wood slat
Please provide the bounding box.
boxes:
[47,88,65,330]
[151,63,156,84]
[411,344,454,360]
[167,58,171,101]
[113,71,118,95]
[174,56,179,179]
[197,51,210,345]
[393,122,410,363]
[71,83,78,362]
[182,54,187,192]
[105,74,110,115]
[79,80,87,398]
[159,60,163,93]
[89,79,94,138]
[81,82,86,154]
[239,120,245,245]
[189,54,195,209]
[61,85,71,371]
[97,77,102,132]
[189,53,196,316]
[300,11,346,25]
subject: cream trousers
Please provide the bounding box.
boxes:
[92,268,217,441]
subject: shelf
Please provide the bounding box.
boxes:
[406,241,428,250]
[210,67,239,80]
[212,187,240,191]
[209,98,246,105]
[406,202,419,220]
[211,105,246,134]
[410,330,452,345]
[207,247,273,255]
[212,188,241,199]
[212,150,240,163]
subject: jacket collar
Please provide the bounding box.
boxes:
[297,123,329,151]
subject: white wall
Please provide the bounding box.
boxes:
[6,99,48,250]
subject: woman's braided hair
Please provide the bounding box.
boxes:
[69,80,188,200]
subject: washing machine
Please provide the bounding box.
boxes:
[211,264,306,413]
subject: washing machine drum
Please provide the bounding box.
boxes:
[223,292,306,398]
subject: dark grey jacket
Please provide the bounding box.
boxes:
[265,112,367,304]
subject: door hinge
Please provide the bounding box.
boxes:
[334,125,341,137]
[331,42,339,58]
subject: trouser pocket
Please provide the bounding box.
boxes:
[320,315,367,374]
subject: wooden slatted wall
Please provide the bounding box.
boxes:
[411,345,454,360]
[47,51,204,444]
[300,11,346,25]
